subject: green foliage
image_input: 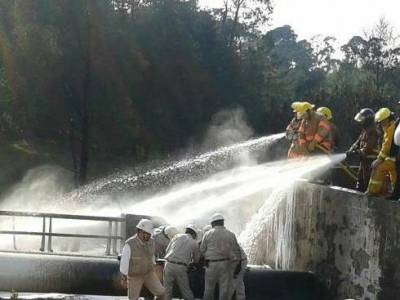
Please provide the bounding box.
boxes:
[0,1,400,184]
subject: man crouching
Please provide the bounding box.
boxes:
[120,218,165,300]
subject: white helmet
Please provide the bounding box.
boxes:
[164,226,179,239]
[203,225,212,232]
[186,224,197,232]
[136,219,153,234]
[210,213,224,223]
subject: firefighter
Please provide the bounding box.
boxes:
[286,102,305,158]
[346,108,380,192]
[316,106,338,151]
[367,108,398,196]
[293,102,332,154]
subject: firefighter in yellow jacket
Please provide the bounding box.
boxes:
[316,106,337,152]
[293,102,332,154]
[367,108,398,196]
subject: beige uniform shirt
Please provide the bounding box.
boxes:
[165,233,200,265]
[200,226,241,261]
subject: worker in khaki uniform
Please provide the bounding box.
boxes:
[153,225,178,258]
[120,219,165,300]
[293,102,332,154]
[286,102,305,158]
[367,108,398,196]
[347,108,380,191]
[200,213,241,300]
[230,246,247,300]
[163,224,200,300]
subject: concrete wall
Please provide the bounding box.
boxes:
[250,181,400,300]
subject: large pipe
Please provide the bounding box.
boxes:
[0,252,330,299]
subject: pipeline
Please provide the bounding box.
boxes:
[0,252,330,299]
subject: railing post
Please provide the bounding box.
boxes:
[40,217,46,252]
[120,214,126,253]
[106,220,112,255]
[112,221,118,255]
[12,216,17,250]
[47,217,53,252]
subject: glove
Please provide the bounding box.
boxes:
[358,149,366,158]
[307,141,317,152]
[120,274,128,289]
[233,262,242,279]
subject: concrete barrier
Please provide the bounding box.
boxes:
[251,181,400,300]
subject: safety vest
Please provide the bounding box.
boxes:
[298,111,332,151]
[127,235,155,277]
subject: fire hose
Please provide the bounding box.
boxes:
[315,144,358,181]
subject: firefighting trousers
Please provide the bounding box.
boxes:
[367,160,397,195]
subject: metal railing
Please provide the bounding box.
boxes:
[0,210,125,256]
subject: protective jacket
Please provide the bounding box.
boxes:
[350,125,380,157]
[349,125,380,191]
[286,117,304,158]
[378,121,398,161]
[298,111,332,152]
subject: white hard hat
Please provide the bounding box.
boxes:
[136,219,153,234]
[164,226,179,239]
[203,225,212,232]
[186,224,197,232]
[210,213,224,223]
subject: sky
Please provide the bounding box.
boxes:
[199,0,400,45]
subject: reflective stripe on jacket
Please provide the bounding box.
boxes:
[298,111,332,150]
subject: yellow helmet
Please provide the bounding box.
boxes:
[293,101,315,118]
[317,107,332,120]
[375,107,392,123]
[291,101,302,112]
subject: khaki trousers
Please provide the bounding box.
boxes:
[203,260,234,300]
[230,259,247,300]
[128,271,165,300]
[163,262,194,300]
